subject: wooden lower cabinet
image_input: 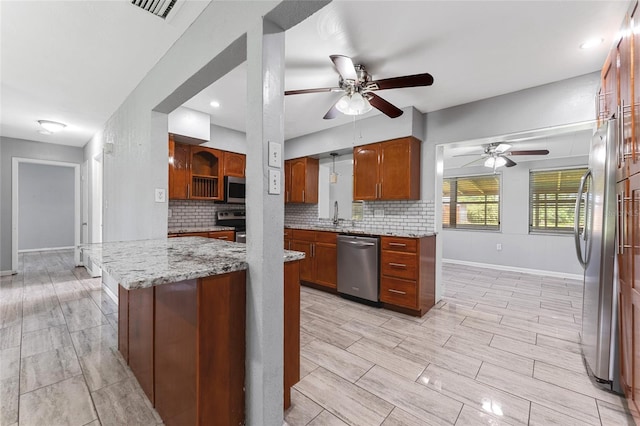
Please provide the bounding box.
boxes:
[379,236,435,316]
[289,229,337,290]
[118,262,302,424]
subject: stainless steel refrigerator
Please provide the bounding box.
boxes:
[574,118,620,392]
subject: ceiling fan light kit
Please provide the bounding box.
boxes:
[285,54,434,120]
[335,92,372,115]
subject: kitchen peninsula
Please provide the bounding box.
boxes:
[81,237,304,425]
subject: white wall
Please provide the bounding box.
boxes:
[443,156,589,276]
[205,123,247,154]
[18,163,75,250]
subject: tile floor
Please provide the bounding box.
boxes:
[0,250,635,425]
[0,250,162,426]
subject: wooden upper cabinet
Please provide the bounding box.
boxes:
[353,144,380,200]
[380,137,421,200]
[353,137,421,201]
[168,136,190,200]
[630,3,640,177]
[190,146,223,200]
[224,152,246,178]
[284,160,292,203]
[286,157,319,204]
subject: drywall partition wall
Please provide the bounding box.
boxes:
[284,106,423,159]
[0,137,83,271]
[442,156,589,276]
[18,163,75,251]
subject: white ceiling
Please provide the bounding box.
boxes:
[0,0,630,148]
[0,0,212,147]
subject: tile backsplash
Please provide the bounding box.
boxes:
[285,200,435,234]
[170,199,435,234]
[168,200,240,229]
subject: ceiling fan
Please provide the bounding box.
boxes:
[285,55,434,120]
[456,143,550,170]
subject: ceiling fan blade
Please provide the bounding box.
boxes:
[452,152,486,157]
[365,93,403,118]
[368,73,434,91]
[460,157,486,168]
[509,149,550,156]
[323,102,340,120]
[285,87,340,96]
[502,156,517,167]
[330,55,358,81]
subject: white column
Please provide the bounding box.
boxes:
[245,17,285,426]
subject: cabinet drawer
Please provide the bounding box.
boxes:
[380,277,418,309]
[292,229,316,241]
[381,237,417,253]
[316,231,337,243]
[381,251,418,280]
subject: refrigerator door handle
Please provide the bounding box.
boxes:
[574,169,592,268]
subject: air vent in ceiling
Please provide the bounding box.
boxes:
[131,0,177,19]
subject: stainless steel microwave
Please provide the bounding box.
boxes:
[224,176,246,204]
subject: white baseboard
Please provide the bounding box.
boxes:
[443,258,583,281]
[0,270,17,276]
[102,283,118,305]
[18,246,74,253]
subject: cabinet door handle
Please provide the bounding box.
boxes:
[187,184,190,198]
[303,190,305,202]
[311,243,315,257]
[218,236,228,240]
[388,262,407,268]
[388,289,407,295]
[388,242,407,247]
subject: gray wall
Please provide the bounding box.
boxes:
[443,156,589,276]
[18,163,75,250]
[0,136,84,271]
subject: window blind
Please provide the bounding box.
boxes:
[529,168,587,233]
[443,174,500,230]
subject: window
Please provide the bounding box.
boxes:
[443,174,500,230]
[529,167,587,234]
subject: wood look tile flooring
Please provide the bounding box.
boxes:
[0,250,162,426]
[286,263,634,426]
[1,250,634,425]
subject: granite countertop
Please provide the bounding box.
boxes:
[168,225,235,234]
[284,223,436,238]
[81,237,305,290]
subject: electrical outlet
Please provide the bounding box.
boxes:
[496,243,502,251]
[374,209,384,218]
[269,169,281,194]
[155,188,166,203]
[268,141,282,168]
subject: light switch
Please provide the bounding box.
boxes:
[268,141,282,168]
[155,188,166,203]
[269,169,281,194]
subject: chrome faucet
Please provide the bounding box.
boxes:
[333,201,339,226]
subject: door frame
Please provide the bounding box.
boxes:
[12,157,81,270]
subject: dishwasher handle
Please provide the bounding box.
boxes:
[342,240,376,247]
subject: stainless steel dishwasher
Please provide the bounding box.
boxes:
[337,235,380,303]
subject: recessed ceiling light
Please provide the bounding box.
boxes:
[210,100,220,108]
[37,120,66,133]
[580,38,604,49]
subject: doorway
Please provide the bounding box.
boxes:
[11,158,81,270]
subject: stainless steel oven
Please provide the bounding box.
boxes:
[216,210,246,243]
[224,176,245,204]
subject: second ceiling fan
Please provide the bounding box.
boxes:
[285,55,434,119]
[456,143,550,169]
